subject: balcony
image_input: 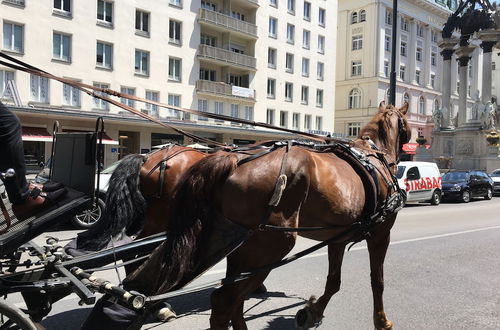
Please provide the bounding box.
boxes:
[407,112,433,123]
[198,45,256,70]
[196,80,255,102]
[198,8,257,39]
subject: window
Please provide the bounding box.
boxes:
[170,0,182,7]
[201,34,216,47]
[54,0,71,14]
[468,62,473,78]
[431,30,438,43]
[214,101,224,117]
[351,61,362,76]
[348,88,361,109]
[359,10,366,22]
[287,0,295,13]
[348,122,361,136]
[266,109,275,125]
[316,89,323,107]
[62,82,80,107]
[400,41,407,57]
[431,51,437,66]
[96,41,112,69]
[303,1,311,20]
[30,75,49,103]
[315,116,323,130]
[244,106,253,121]
[317,62,324,80]
[418,96,425,114]
[456,81,460,94]
[0,70,14,98]
[120,87,135,108]
[303,30,310,49]
[201,1,216,11]
[270,0,277,7]
[3,22,23,53]
[399,65,406,80]
[351,12,358,24]
[230,103,239,119]
[135,10,150,35]
[293,113,300,130]
[167,94,181,118]
[279,111,288,128]
[134,50,149,75]
[318,8,325,26]
[352,35,363,50]
[93,82,109,110]
[304,114,312,130]
[285,82,293,101]
[416,45,422,62]
[385,10,392,25]
[169,20,182,45]
[385,30,391,51]
[403,92,410,105]
[318,35,325,54]
[269,17,277,38]
[268,47,277,68]
[97,0,113,25]
[198,99,208,121]
[415,70,421,84]
[267,78,276,98]
[416,24,423,37]
[401,17,408,31]
[431,74,436,88]
[231,11,245,21]
[384,60,389,77]
[286,53,294,73]
[302,58,309,77]
[287,24,295,44]
[145,90,159,116]
[301,86,309,104]
[199,68,216,81]
[168,57,181,81]
[52,32,71,61]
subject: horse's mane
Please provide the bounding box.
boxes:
[358,107,394,148]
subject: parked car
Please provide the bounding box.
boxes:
[396,161,442,205]
[489,169,500,196]
[35,159,121,228]
[441,170,494,203]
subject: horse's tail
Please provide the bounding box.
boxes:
[77,154,147,251]
[156,152,238,292]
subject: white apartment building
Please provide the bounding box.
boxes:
[334,0,486,158]
[0,0,336,170]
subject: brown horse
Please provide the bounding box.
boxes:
[125,101,410,329]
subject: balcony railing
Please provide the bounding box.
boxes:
[196,80,255,101]
[198,45,256,70]
[408,112,433,123]
[198,8,257,38]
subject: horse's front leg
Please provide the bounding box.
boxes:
[295,243,345,328]
[367,229,393,330]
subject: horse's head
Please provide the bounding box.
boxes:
[377,101,411,163]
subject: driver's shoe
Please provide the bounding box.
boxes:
[12,187,67,220]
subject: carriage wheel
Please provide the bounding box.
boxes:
[0,301,37,330]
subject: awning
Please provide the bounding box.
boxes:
[22,127,53,142]
[63,129,119,145]
[402,143,430,155]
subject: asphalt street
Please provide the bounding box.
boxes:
[4,197,500,329]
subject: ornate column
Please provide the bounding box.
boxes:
[477,30,498,104]
[455,45,476,128]
[438,38,458,129]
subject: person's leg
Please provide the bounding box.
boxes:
[0,101,29,204]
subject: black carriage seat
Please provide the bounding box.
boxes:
[0,132,99,257]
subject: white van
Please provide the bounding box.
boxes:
[396,161,442,205]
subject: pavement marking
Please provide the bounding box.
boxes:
[203,225,500,276]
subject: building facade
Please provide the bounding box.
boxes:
[0,0,336,171]
[333,0,488,158]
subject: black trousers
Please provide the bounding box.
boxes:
[0,101,29,204]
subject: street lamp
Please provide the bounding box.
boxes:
[389,0,398,106]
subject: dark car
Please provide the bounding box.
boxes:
[441,170,494,203]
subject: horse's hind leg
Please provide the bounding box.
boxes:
[295,243,345,328]
[367,228,393,330]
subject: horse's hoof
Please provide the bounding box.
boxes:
[375,320,393,330]
[294,307,317,329]
[157,303,177,322]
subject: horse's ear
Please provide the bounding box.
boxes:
[399,102,409,115]
[378,101,386,112]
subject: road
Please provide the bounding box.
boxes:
[5,198,500,329]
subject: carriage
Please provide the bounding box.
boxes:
[0,51,410,330]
